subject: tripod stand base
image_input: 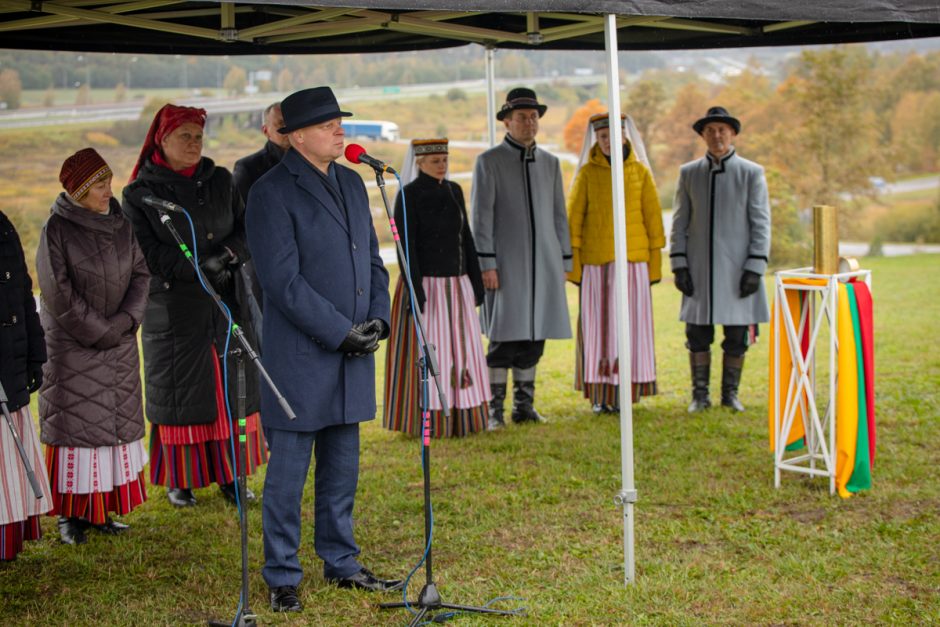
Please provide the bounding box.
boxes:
[208,609,257,627]
[380,583,523,626]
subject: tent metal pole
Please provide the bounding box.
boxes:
[604,13,637,586]
[485,44,496,146]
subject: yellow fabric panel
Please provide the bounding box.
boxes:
[835,283,859,499]
[768,287,807,451]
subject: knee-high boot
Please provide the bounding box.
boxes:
[721,353,746,412]
[688,351,711,413]
[511,367,545,424]
[488,368,508,430]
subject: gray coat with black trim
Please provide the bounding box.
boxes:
[669,149,771,326]
[471,135,572,342]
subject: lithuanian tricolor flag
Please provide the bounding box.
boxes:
[770,278,875,498]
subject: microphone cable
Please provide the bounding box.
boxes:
[393,175,527,623]
[175,207,245,627]
[393,171,437,617]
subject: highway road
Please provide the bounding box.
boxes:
[0,74,602,130]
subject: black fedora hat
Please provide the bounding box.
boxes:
[278,86,352,134]
[692,106,741,135]
[496,87,548,121]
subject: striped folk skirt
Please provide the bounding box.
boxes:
[384,275,491,438]
[575,261,658,406]
[149,346,267,489]
[1,406,53,560]
[45,440,148,525]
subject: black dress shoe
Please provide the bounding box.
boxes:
[219,482,256,505]
[328,568,403,592]
[167,487,197,507]
[93,518,130,534]
[270,585,302,612]
[57,516,88,545]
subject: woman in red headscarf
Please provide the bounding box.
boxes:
[122,104,266,508]
[36,148,150,544]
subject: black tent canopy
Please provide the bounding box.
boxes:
[0,1,939,54]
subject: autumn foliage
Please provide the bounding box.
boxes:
[563,99,607,153]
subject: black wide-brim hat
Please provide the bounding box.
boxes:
[497,87,548,121]
[278,86,352,134]
[692,106,741,135]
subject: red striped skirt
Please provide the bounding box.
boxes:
[44,443,148,525]
[0,516,42,561]
[0,406,52,560]
[149,346,267,488]
[384,276,490,438]
[575,262,658,405]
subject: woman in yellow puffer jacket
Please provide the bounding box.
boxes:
[567,113,665,413]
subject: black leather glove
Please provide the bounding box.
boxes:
[199,249,235,293]
[363,318,389,340]
[27,361,43,392]
[674,268,694,297]
[740,270,762,297]
[337,323,380,356]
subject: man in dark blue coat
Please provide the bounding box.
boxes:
[245,86,398,613]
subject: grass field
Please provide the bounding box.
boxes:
[1,254,937,625]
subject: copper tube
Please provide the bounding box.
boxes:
[813,205,838,274]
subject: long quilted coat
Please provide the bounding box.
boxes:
[36,194,149,448]
[123,157,260,426]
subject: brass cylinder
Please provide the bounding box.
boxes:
[813,205,838,274]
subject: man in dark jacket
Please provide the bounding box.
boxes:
[232,102,290,206]
[245,86,399,613]
[232,102,288,327]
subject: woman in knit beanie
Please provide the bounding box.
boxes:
[35,147,150,544]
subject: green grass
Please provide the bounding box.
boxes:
[2,255,938,625]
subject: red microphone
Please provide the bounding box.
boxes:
[344,143,397,175]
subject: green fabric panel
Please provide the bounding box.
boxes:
[785,438,806,452]
[846,283,872,493]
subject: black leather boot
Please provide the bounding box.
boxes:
[57,516,88,545]
[511,381,545,424]
[488,383,507,430]
[721,353,746,412]
[687,351,712,413]
[167,487,197,507]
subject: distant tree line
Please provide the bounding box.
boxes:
[0,47,666,95]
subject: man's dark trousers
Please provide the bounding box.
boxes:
[261,422,362,587]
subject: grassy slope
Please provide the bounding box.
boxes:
[1,254,938,625]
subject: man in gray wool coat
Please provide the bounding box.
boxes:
[471,87,572,429]
[669,106,771,414]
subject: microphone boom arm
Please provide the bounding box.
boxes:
[156,211,297,421]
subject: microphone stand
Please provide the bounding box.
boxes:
[372,170,523,625]
[0,381,44,500]
[154,209,297,627]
